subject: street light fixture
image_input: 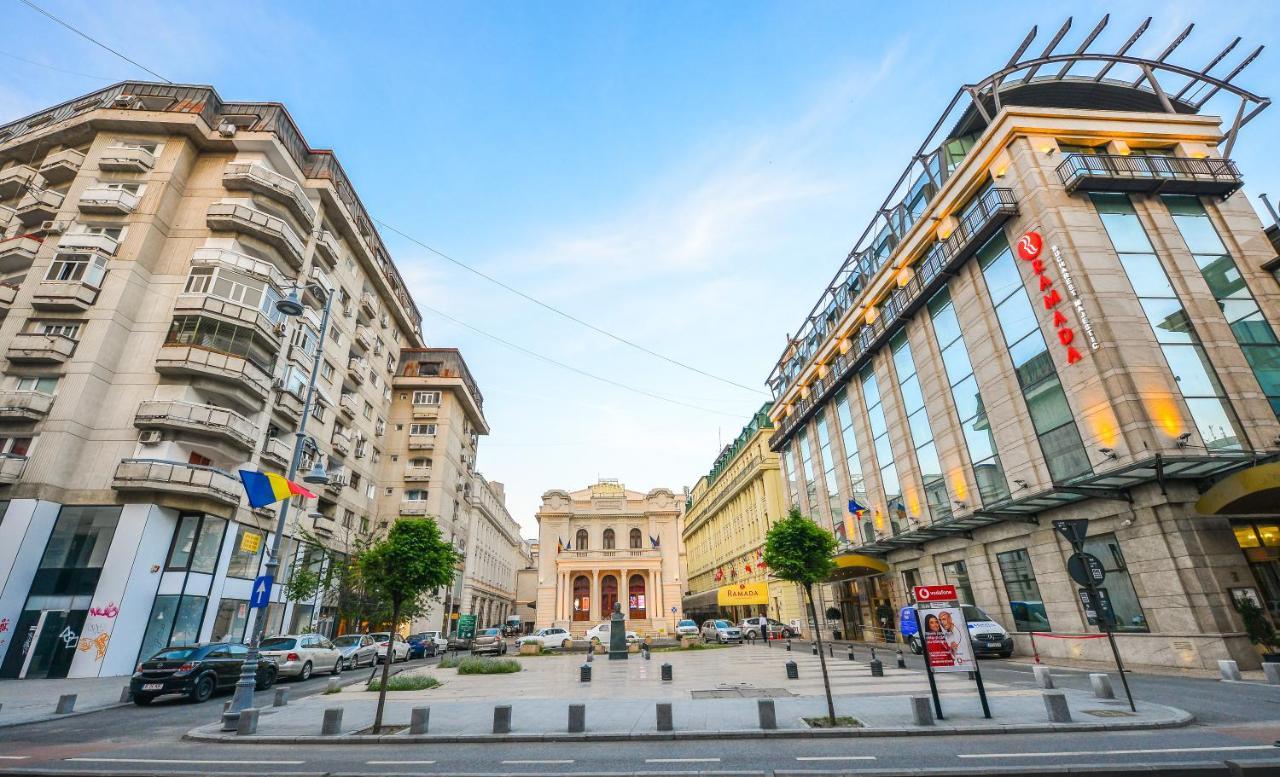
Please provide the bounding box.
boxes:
[223,280,333,731]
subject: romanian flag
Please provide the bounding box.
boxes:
[238,470,316,508]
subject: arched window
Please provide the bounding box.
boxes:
[575,528,588,550]
[601,574,618,614]
[572,575,590,621]
[629,528,643,549]
[628,574,647,619]
[602,529,615,549]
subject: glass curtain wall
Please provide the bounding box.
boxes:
[780,444,800,508]
[1163,195,1280,418]
[978,235,1092,482]
[798,430,820,518]
[927,289,1010,504]
[861,366,903,535]
[815,412,843,536]
[1092,194,1243,450]
[889,332,951,523]
[834,389,872,543]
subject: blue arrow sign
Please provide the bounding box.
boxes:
[250,575,273,609]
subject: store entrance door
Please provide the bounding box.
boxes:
[1,608,86,679]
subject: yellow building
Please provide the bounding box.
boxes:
[681,404,806,631]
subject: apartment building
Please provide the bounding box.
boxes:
[513,540,537,632]
[764,19,1280,669]
[457,477,523,629]
[681,404,807,631]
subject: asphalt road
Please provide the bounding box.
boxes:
[0,646,1276,776]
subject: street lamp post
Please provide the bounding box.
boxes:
[222,283,333,730]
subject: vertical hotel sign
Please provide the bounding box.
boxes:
[1015,231,1099,365]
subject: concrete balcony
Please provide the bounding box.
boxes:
[134,399,257,452]
[206,202,305,270]
[407,435,435,450]
[58,232,119,256]
[311,514,335,537]
[358,292,376,319]
[305,265,333,307]
[78,187,138,215]
[38,149,85,185]
[404,467,432,482]
[346,357,367,386]
[260,436,291,468]
[323,473,346,496]
[411,404,439,419]
[154,345,272,404]
[338,393,357,419]
[173,293,282,342]
[400,500,428,516]
[0,283,16,318]
[331,430,352,457]
[0,205,15,233]
[1056,153,1245,197]
[112,458,241,507]
[98,145,156,173]
[6,332,76,363]
[272,387,304,424]
[0,236,41,272]
[353,325,374,353]
[222,163,316,227]
[0,390,55,422]
[190,247,289,290]
[30,279,101,312]
[314,229,341,267]
[0,165,36,198]
[0,454,27,485]
[17,188,65,224]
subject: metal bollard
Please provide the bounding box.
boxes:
[910,695,934,726]
[869,656,884,677]
[321,707,343,735]
[757,699,777,729]
[493,705,512,734]
[785,660,798,679]
[236,707,258,735]
[55,694,76,714]
[410,707,430,735]
[785,639,792,652]
[847,645,855,661]
[896,649,905,669]
[656,702,673,731]
[811,642,818,656]
[828,643,834,657]
[273,688,289,707]
[568,703,585,733]
[1042,690,1072,723]
[580,663,591,683]
[1033,665,1055,689]
[1089,673,1115,699]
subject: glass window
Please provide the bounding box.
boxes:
[816,412,842,531]
[781,444,799,508]
[25,506,120,613]
[996,548,1050,631]
[165,515,200,571]
[798,429,818,512]
[14,376,58,393]
[226,525,265,579]
[212,598,250,642]
[1082,533,1148,633]
[941,560,974,605]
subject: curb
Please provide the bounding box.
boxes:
[0,700,129,731]
[183,708,1194,744]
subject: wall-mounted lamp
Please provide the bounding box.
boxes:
[1098,447,1117,460]
[1013,479,1029,490]
[953,500,968,510]
[1176,432,1193,448]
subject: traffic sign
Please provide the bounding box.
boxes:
[1053,519,1089,550]
[457,613,476,640]
[914,584,958,603]
[1077,587,1117,627]
[249,575,273,609]
[1067,552,1106,587]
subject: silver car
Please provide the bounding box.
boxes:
[700,619,742,643]
[259,634,343,679]
[333,634,379,669]
[471,627,508,656]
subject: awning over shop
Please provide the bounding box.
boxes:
[682,588,720,612]
[1196,462,1280,515]
[829,552,890,581]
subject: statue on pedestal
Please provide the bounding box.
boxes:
[608,600,628,660]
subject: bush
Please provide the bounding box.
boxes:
[367,674,441,692]
[456,656,521,674]
[436,656,460,669]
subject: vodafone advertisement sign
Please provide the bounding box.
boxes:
[913,584,958,603]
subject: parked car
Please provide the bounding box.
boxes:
[421,630,448,653]
[585,621,638,646]
[407,632,441,659]
[740,616,795,640]
[131,643,276,705]
[675,619,700,637]
[700,619,742,643]
[259,634,343,679]
[371,632,410,663]
[445,632,473,651]
[901,604,1014,658]
[517,626,572,650]
[333,634,379,669]
[502,615,523,637]
[471,627,509,656]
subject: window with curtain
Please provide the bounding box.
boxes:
[603,529,615,549]
[575,528,588,550]
[629,528,642,549]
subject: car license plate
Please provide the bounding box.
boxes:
[142,683,163,691]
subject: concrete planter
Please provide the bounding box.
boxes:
[519,643,540,656]
[628,643,640,653]
[680,636,701,648]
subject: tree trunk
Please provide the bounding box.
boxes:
[805,582,836,724]
[372,599,401,732]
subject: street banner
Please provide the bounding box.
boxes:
[718,582,768,606]
[919,606,975,672]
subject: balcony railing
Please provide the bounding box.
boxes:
[1055,153,1244,197]
[331,430,352,456]
[358,292,376,319]
[98,145,156,172]
[353,325,374,352]
[134,399,257,451]
[314,229,341,266]
[0,453,27,484]
[173,293,282,341]
[78,187,138,215]
[273,387,304,423]
[0,390,55,422]
[0,282,17,316]
[772,187,1019,449]
[154,345,272,401]
[222,162,316,226]
[559,548,661,559]
[338,393,357,418]
[0,165,35,198]
[205,202,305,270]
[17,188,65,223]
[59,232,119,256]
[30,279,101,311]
[0,236,41,271]
[38,149,85,184]
[190,247,289,290]
[6,332,76,363]
[260,436,291,468]
[404,466,432,482]
[112,458,241,506]
[347,357,367,385]
[0,205,15,233]
[400,500,429,516]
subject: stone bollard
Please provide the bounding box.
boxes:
[273,688,289,707]
[119,686,132,703]
[55,695,76,714]
[811,642,818,656]
[1264,663,1280,686]
[580,663,591,683]
[656,702,673,732]
[1090,673,1116,699]
[1042,691,1072,723]
[896,649,906,669]
[568,703,585,733]
[869,656,884,677]
[1219,660,1243,682]
[661,663,673,682]
[785,660,798,679]
[236,708,259,735]
[828,643,834,657]
[586,649,593,663]
[757,699,777,729]
[493,705,512,734]
[327,676,341,694]
[410,707,430,735]
[785,639,792,652]
[910,695,934,726]
[1033,665,1055,689]
[643,645,651,661]
[322,707,344,735]
[847,645,855,661]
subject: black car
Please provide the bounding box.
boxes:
[131,642,276,705]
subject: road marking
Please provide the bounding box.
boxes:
[0,756,30,760]
[645,758,721,763]
[959,745,1277,758]
[368,760,437,765]
[501,759,575,764]
[65,758,306,765]
[796,756,877,761]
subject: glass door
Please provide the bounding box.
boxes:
[0,609,86,679]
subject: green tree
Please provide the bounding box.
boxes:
[361,517,460,732]
[764,507,838,724]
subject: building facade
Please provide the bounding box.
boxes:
[681,405,807,630]
[534,481,685,636]
[764,20,1280,670]
[513,540,537,632]
[456,476,523,629]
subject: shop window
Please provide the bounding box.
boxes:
[941,560,974,605]
[996,548,1050,631]
[211,598,250,642]
[165,514,227,573]
[1082,533,1148,633]
[226,525,265,579]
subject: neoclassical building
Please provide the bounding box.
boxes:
[534,481,685,636]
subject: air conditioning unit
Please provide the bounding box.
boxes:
[271,378,286,391]
[113,94,137,108]
[273,322,287,336]
[138,429,163,445]
[40,220,68,234]
[217,122,238,138]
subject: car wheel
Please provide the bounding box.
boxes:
[299,661,313,681]
[189,674,216,703]
[909,637,922,655]
[256,669,276,691]
[561,639,570,649]
[331,658,342,675]
[132,694,155,706]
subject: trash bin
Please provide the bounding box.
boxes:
[832,629,842,641]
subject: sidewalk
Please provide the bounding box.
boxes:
[0,674,131,728]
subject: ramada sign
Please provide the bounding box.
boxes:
[1015,231,1098,365]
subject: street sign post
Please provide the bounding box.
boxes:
[1077,587,1117,627]
[1067,552,1106,587]
[249,575,272,609]
[457,614,476,641]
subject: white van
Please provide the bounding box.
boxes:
[905,604,1013,658]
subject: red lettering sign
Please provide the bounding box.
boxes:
[1017,232,1087,368]
[1016,231,1043,261]
[1043,289,1063,309]
[914,585,958,602]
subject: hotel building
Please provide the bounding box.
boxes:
[764,19,1280,669]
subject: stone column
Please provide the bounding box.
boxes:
[652,569,662,621]
[621,567,630,617]
[593,569,601,620]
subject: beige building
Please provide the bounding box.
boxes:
[535,481,685,636]
[763,19,1280,670]
[457,476,523,629]
[513,539,537,632]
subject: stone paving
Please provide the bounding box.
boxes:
[0,675,130,728]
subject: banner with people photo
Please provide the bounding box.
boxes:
[918,606,974,673]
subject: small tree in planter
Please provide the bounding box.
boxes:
[1237,598,1280,660]
[764,508,838,725]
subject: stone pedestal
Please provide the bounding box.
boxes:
[608,602,628,660]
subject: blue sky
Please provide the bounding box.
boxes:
[5,1,1280,535]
